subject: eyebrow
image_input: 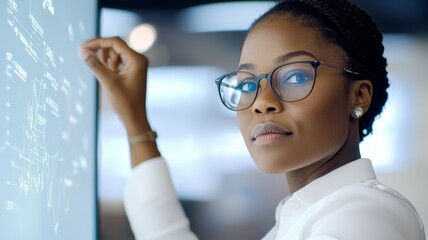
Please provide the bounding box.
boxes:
[238,51,318,71]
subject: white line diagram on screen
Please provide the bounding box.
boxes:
[1,0,93,235]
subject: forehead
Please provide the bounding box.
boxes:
[240,18,345,69]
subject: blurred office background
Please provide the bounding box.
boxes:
[95,0,428,239]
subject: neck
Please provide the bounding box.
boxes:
[286,125,361,194]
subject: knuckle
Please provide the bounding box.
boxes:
[112,36,125,43]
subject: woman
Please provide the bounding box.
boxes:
[81,0,425,239]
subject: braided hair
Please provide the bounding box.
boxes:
[250,0,389,142]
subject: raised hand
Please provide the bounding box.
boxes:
[81,37,160,166]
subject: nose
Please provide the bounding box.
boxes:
[251,79,284,115]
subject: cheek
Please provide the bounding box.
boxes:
[236,111,250,139]
[236,111,257,158]
[294,83,350,159]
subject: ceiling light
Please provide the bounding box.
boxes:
[180,1,276,32]
[128,23,157,52]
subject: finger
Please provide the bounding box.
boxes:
[108,49,121,72]
[81,48,114,87]
[96,48,110,65]
[81,37,135,60]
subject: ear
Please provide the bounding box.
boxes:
[349,80,373,115]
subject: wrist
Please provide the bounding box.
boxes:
[122,112,152,137]
[128,130,157,145]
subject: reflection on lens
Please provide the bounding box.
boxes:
[220,72,257,111]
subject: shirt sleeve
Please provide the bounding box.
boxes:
[123,157,198,240]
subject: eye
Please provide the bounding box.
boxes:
[275,63,315,86]
[236,80,257,93]
[280,70,312,85]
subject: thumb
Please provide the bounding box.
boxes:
[81,48,112,87]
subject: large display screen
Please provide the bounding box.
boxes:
[0,0,98,239]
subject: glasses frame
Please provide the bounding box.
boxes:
[215,60,360,111]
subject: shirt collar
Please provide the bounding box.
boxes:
[292,158,377,206]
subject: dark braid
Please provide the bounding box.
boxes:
[250,0,389,142]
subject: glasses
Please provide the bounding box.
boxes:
[215,60,360,111]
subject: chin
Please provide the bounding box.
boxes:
[257,164,284,174]
[252,154,291,174]
[250,148,317,174]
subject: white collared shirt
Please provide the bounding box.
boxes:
[124,158,425,240]
[262,158,425,240]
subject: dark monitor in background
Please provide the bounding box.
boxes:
[0,0,98,239]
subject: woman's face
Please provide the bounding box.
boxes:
[237,17,354,173]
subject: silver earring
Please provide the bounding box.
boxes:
[352,107,363,119]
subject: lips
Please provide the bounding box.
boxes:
[251,123,293,144]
